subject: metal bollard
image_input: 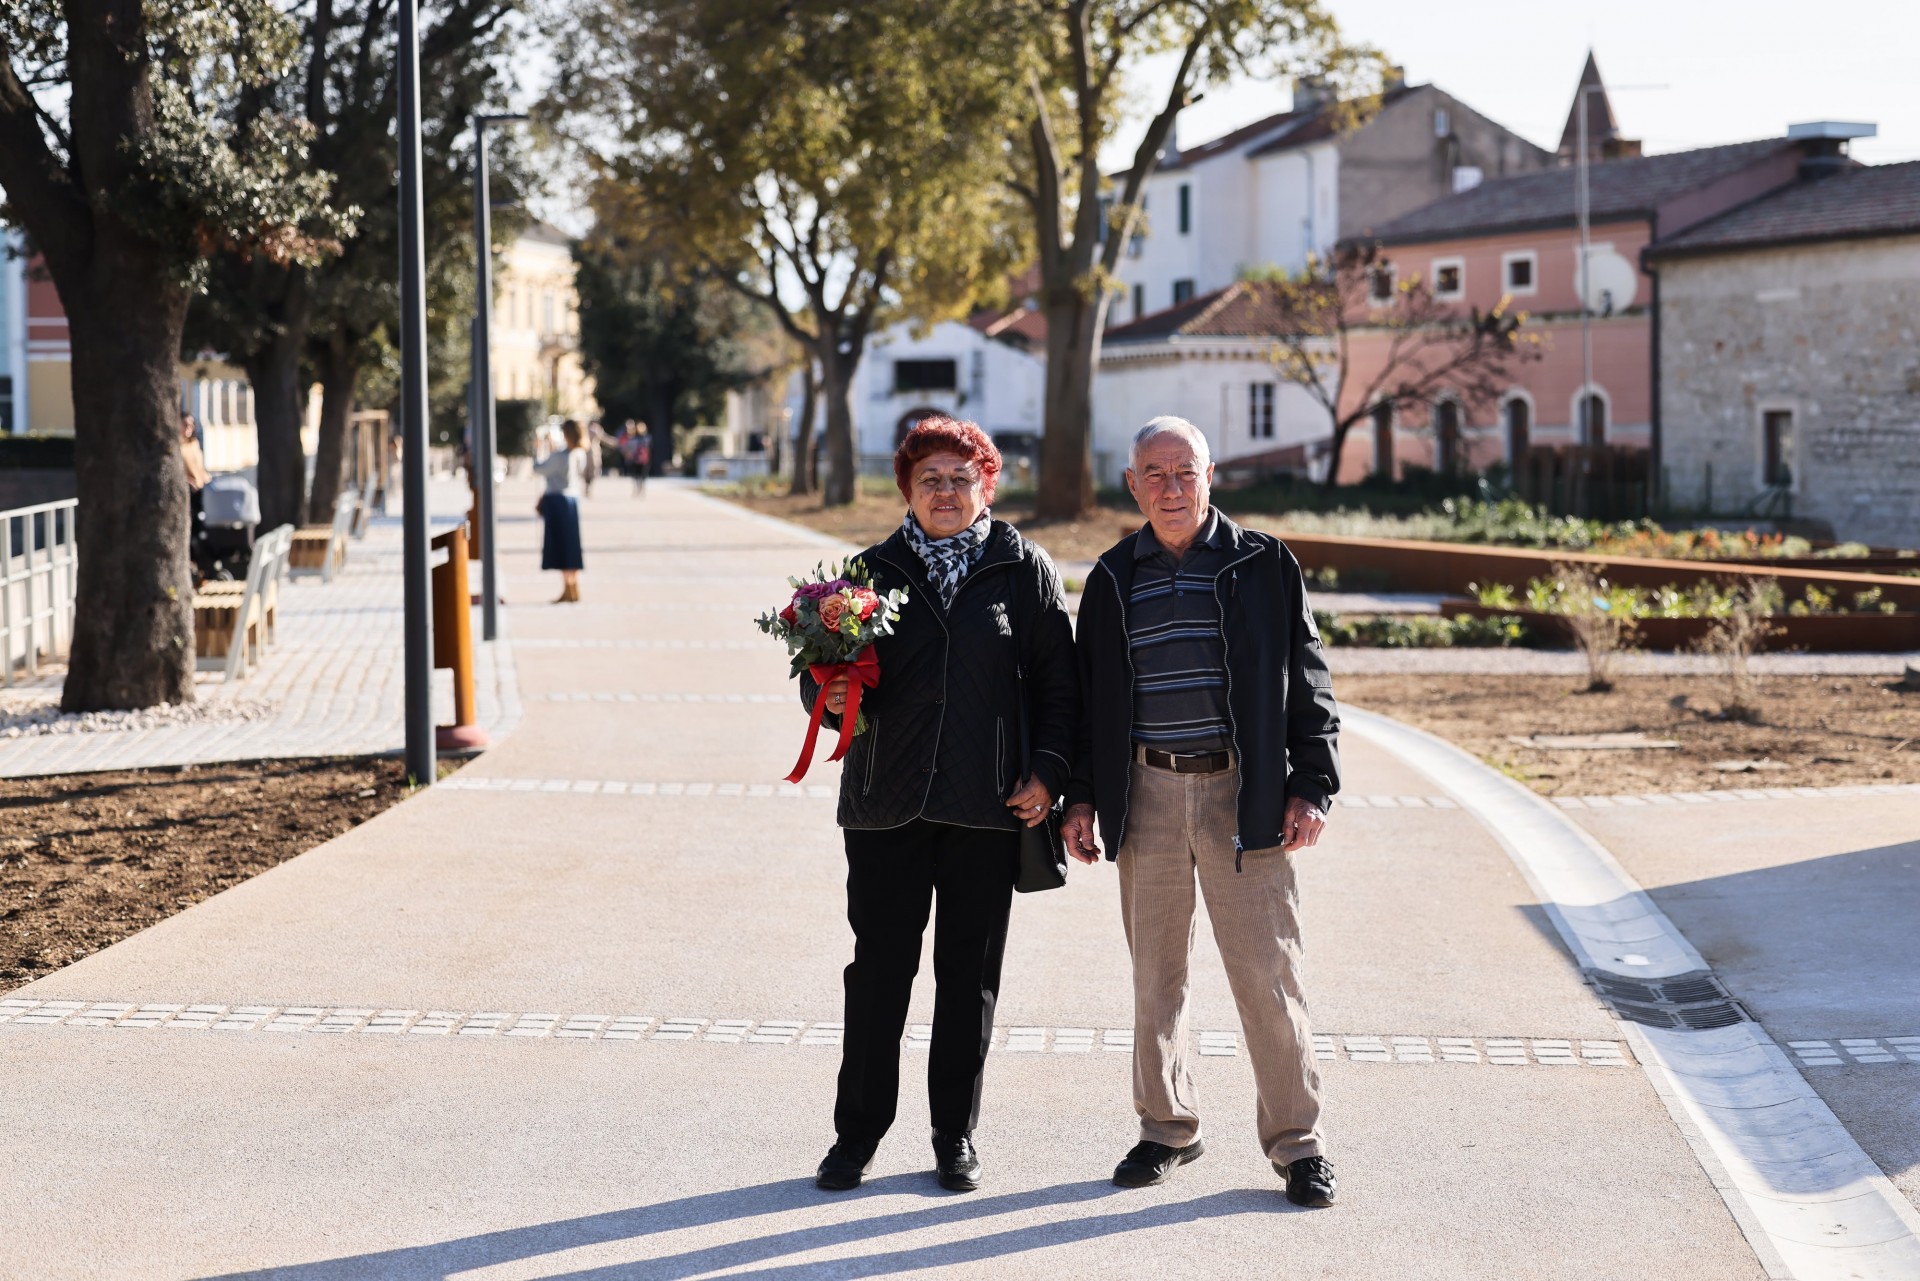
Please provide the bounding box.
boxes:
[431,521,490,750]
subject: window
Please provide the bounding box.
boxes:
[1504,396,1531,461]
[1178,183,1192,235]
[1250,382,1275,439]
[543,291,556,334]
[1132,283,1145,319]
[1579,391,1607,446]
[892,359,957,394]
[1502,250,1537,295]
[1172,279,1195,306]
[1763,409,1794,486]
[0,375,11,433]
[1433,399,1461,474]
[1432,257,1464,300]
[1433,107,1451,137]
[1368,262,1395,305]
[1371,403,1394,478]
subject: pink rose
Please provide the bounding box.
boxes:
[819,595,848,629]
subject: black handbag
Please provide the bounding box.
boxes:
[1013,663,1067,894]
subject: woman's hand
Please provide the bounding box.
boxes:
[822,676,849,715]
[1006,774,1053,828]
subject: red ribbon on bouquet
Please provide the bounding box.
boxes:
[785,645,883,784]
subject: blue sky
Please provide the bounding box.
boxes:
[1110,0,1919,167]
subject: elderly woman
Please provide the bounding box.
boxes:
[804,415,1078,1195]
[535,419,587,603]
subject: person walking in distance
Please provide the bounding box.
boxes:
[1064,415,1342,1208]
[535,419,588,603]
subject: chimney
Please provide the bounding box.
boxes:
[1382,64,1407,93]
[1787,120,1876,182]
[1294,74,1333,114]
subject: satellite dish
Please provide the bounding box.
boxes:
[1576,249,1638,316]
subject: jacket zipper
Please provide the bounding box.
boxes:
[1214,546,1263,872]
[863,718,881,796]
[995,716,1006,797]
[1095,558,1138,853]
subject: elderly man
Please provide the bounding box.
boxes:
[1064,415,1341,1208]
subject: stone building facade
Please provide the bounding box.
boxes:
[1648,161,1920,547]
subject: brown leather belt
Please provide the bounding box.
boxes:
[1133,744,1232,774]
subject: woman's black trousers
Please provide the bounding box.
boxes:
[834,817,1019,1147]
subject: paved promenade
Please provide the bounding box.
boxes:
[0,477,518,778]
[1,479,1915,1278]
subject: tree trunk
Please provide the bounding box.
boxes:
[818,343,859,508]
[789,360,818,496]
[246,275,312,531]
[308,331,361,524]
[1035,283,1105,518]
[59,284,196,711]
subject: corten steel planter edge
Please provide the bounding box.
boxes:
[1279,533,1920,610]
[1435,600,1920,653]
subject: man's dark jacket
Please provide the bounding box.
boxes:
[1067,511,1340,857]
[802,520,1078,831]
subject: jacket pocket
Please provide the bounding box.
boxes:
[863,718,881,796]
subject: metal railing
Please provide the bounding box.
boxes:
[1,498,79,685]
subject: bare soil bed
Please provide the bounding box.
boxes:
[1338,673,1920,797]
[0,756,409,989]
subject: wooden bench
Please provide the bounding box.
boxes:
[290,493,358,583]
[193,524,292,680]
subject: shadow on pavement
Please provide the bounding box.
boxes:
[200,1175,1289,1280]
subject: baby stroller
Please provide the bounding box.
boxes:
[194,473,261,582]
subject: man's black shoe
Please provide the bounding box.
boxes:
[1281,1154,1337,1207]
[1112,1138,1205,1188]
[932,1129,982,1192]
[815,1141,875,1191]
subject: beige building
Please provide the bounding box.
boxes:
[492,222,596,420]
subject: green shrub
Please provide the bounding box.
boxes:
[494,399,540,457]
[1317,611,1530,648]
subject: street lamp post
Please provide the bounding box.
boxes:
[397,0,435,785]
[470,112,527,643]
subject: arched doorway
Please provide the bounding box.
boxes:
[895,407,947,447]
[1433,399,1462,474]
[1371,403,1394,479]
[1504,396,1531,462]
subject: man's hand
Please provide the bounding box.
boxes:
[1282,796,1328,852]
[1005,775,1053,828]
[1063,803,1101,864]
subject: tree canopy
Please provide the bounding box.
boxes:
[550,0,1030,503]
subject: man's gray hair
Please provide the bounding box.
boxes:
[1130,415,1212,470]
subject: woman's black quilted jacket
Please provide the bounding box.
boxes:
[800,520,1079,831]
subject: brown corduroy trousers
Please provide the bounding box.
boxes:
[1116,759,1324,1165]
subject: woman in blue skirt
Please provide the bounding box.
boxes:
[536,419,587,603]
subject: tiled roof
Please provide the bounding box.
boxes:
[1358,139,1797,244]
[1103,281,1293,344]
[966,305,1048,346]
[1647,161,1920,257]
[1112,86,1417,178]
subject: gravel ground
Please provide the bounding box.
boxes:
[0,691,275,739]
[1324,648,1920,675]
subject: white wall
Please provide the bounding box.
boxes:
[834,319,1045,457]
[1094,341,1334,487]
[1251,143,1340,273]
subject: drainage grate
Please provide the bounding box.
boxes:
[1584,969,1749,1030]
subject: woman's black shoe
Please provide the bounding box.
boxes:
[1112,1137,1205,1187]
[1281,1154,1337,1207]
[932,1130,982,1192]
[815,1141,876,1191]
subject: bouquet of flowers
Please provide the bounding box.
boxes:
[756,559,909,783]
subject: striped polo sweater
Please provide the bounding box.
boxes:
[1128,511,1232,753]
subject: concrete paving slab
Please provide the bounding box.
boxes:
[0,1030,1761,1281]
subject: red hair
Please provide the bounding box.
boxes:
[894,415,1002,504]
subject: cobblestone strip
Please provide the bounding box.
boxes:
[1554,782,1920,809]
[0,999,1629,1066]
